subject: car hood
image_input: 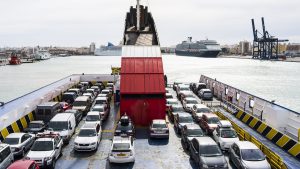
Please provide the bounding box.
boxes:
[56,130,69,137]
[27,150,53,159]
[208,124,218,128]
[219,137,239,143]
[201,155,227,166]
[242,160,271,169]
[74,136,97,144]
[179,122,193,127]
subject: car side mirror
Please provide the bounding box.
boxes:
[55,146,59,149]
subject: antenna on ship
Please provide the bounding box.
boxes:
[136,0,141,31]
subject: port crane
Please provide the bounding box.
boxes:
[251,17,288,60]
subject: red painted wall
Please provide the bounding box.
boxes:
[120,97,166,126]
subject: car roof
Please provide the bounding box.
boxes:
[6,132,25,138]
[177,113,192,117]
[96,97,107,100]
[75,96,89,101]
[82,123,98,129]
[51,113,73,121]
[152,119,167,124]
[201,89,211,92]
[193,137,217,146]
[203,113,218,118]
[87,111,100,115]
[113,136,132,143]
[184,123,201,129]
[235,141,259,149]
[7,159,34,169]
[36,137,54,142]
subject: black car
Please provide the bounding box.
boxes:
[181,124,204,150]
[64,109,82,126]
[114,115,135,137]
[198,89,213,101]
[174,113,194,134]
[62,92,77,104]
[24,121,47,134]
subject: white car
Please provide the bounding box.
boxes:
[182,97,198,113]
[213,120,239,151]
[2,133,35,157]
[229,141,271,169]
[85,111,102,126]
[191,104,211,122]
[25,132,63,169]
[74,123,102,152]
[108,136,135,163]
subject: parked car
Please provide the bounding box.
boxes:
[80,81,91,89]
[191,104,211,122]
[0,144,14,169]
[7,159,40,169]
[166,98,179,112]
[182,97,198,113]
[35,102,62,123]
[64,109,83,126]
[174,113,194,134]
[229,141,271,169]
[95,96,109,108]
[168,104,186,123]
[181,124,204,150]
[74,123,102,152]
[191,83,206,94]
[91,104,109,120]
[198,89,213,101]
[189,137,228,169]
[24,121,47,134]
[115,115,135,137]
[2,133,35,157]
[101,89,112,98]
[82,92,95,102]
[94,82,105,91]
[108,136,135,163]
[90,86,101,95]
[85,111,102,126]
[25,131,63,169]
[72,96,92,115]
[199,113,220,135]
[149,119,169,139]
[67,88,81,97]
[179,90,194,102]
[98,93,110,102]
[213,120,239,151]
[86,88,97,98]
[61,92,77,104]
[176,84,190,96]
[48,113,76,144]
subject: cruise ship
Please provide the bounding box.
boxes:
[35,49,51,60]
[94,43,122,56]
[175,37,221,57]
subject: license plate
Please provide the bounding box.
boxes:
[117,153,126,156]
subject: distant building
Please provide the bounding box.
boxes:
[239,41,251,55]
[286,43,300,57]
[89,42,96,55]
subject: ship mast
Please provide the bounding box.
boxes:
[136,0,140,31]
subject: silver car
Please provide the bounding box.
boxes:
[229,141,271,169]
[3,133,35,157]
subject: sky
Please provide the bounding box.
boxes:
[0,0,299,47]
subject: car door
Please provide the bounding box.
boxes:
[96,124,101,142]
[213,128,220,143]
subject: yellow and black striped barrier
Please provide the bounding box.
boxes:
[215,111,288,169]
[0,112,34,141]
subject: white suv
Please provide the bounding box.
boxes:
[108,136,135,163]
[25,131,63,169]
[74,123,102,152]
[213,120,239,151]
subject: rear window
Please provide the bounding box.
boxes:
[3,138,19,145]
[152,123,167,128]
[86,115,100,121]
[92,107,104,112]
[0,146,11,162]
[113,143,130,151]
[73,101,87,107]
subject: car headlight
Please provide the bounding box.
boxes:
[44,156,52,161]
[90,142,97,145]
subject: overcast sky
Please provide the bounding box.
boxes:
[0,0,299,47]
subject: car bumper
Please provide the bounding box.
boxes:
[150,133,169,138]
[74,144,97,151]
[109,156,135,163]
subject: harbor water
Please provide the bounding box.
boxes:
[0,55,300,112]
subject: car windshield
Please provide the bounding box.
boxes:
[241,149,265,161]
[167,100,178,104]
[28,123,42,128]
[31,141,53,151]
[173,107,184,112]
[203,93,212,97]
[78,129,96,137]
[86,115,100,121]
[197,108,210,113]
[112,143,130,151]
[208,117,219,124]
[187,129,203,137]
[152,123,167,128]
[92,107,104,112]
[221,130,237,138]
[96,100,105,104]
[200,145,222,156]
[187,100,198,104]
[117,124,132,131]
[48,121,68,131]
[179,116,193,123]
[3,138,19,145]
[73,101,87,106]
